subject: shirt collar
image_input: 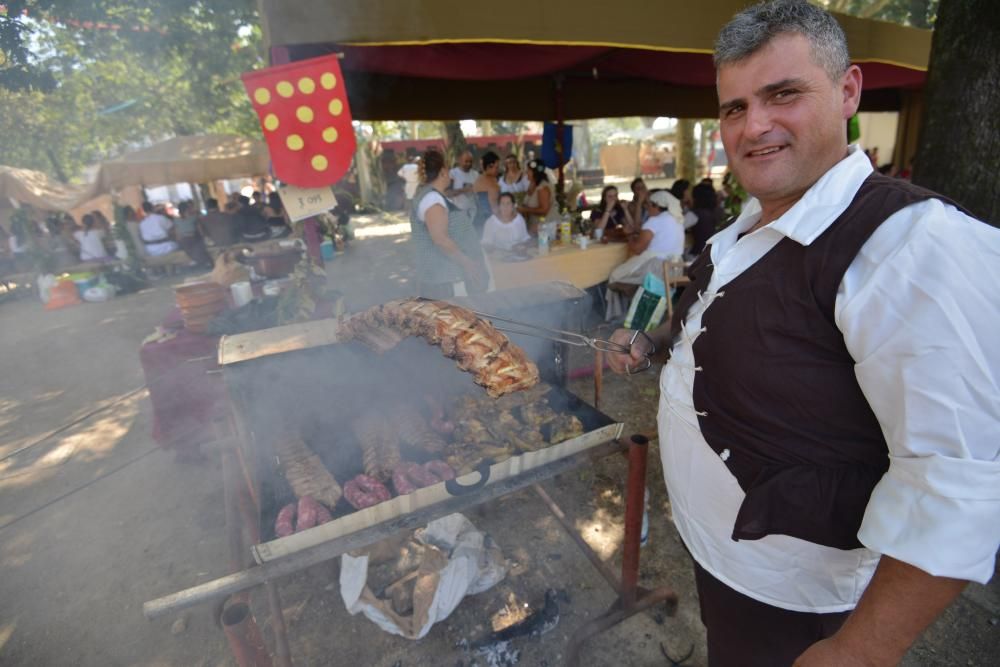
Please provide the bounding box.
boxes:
[712,145,873,249]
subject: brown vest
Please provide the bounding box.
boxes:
[670,173,963,550]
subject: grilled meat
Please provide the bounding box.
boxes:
[338,299,540,398]
[274,435,343,509]
[352,410,402,483]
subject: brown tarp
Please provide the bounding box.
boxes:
[0,165,97,212]
[93,134,270,191]
[259,0,932,120]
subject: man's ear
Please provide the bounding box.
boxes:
[841,64,863,118]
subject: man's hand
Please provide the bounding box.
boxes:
[793,637,869,667]
[794,556,967,667]
[605,328,654,375]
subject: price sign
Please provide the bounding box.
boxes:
[279,183,338,222]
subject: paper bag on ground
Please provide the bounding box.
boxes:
[340,513,507,639]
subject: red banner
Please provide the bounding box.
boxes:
[242,54,356,188]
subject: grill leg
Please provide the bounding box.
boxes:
[549,435,679,666]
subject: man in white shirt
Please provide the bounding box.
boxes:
[446,150,478,211]
[397,158,420,203]
[138,202,180,256]
[607,1,999,665]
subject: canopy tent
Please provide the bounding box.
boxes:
[93,134,270,191]
[259,0,932,120]
[0,165,97,213]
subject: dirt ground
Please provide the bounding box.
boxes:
[0,214,997,666]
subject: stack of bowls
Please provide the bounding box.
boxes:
[174,281,228,333]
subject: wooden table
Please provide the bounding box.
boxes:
[488,241,628,291]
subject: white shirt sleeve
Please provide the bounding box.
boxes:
[417,192,447,223]
[683,210,699,230]
[837,199,1000,584]
[481,216,499,246]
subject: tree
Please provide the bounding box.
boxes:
[0,1,262,180]
[675,118,697,183]
[441,121,467,166]
[912,0,1000,225]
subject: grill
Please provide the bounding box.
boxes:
[216,282,621,560]
[144,282,677,665]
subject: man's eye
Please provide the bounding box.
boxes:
[775,89,798,100]
[724,105,744,118]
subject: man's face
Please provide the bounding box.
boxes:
[460,153,474,171]
[717,33,861,207]
[486,161,500,176]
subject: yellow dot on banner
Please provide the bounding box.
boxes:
[322,127,338,143]
[311,155,329,171]
[298,77,315,94]
[320,72,337,90]
[253,88,271,105]
[328,98,344,116]
[263,113,279,131]
[296,106,314,123]
[276,81,294,97]
[286,134,304,151]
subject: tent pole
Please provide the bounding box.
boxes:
[554,75,565,211]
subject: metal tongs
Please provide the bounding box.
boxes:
[472,311,655,374]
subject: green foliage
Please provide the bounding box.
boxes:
[0,1,263,180]
[816,0,938,28]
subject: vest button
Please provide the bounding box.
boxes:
[720,448,731,461]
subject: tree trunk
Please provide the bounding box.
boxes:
[676,118,697,183]
[441,121,468,167]
[912,0,1000,225]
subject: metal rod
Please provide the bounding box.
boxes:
[220,600,273,667]
[265,581,293,667]
[143,439,627,620]
[533,484,621,595]
[621,434,650,609]
[594,349,603,409]
[564,586,678,666]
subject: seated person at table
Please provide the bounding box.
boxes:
[689,181,721,256]
[263,193,292,238]
[237,195,270,242]
[200,198,238,247]
[627,178,650,226]
[481,193,531,252]
[590,185,635,236]
[139,201,180,256]
[608,189,684,288]
[174,201,213,269]
[517,159,560,235]
[73,213,114,262]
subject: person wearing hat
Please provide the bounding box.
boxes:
[607,188,684,288]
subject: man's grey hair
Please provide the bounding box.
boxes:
[714,0,850,81]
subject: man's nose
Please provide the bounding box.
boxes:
[743,104,773,140]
